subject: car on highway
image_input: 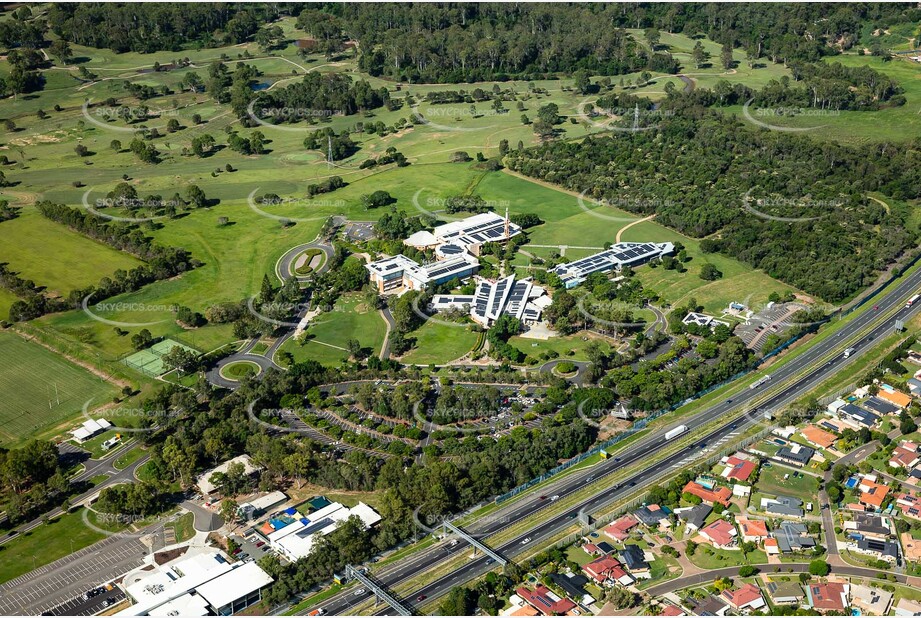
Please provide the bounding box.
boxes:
[521,537,531,544]
[550,495,560,501]
[417,595,427,602]
[538,495,547,500]
[354,588,366,596]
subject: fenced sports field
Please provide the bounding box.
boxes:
[122,338,198,377]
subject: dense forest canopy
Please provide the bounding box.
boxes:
[505,110,921,302]
[16,4,915,81]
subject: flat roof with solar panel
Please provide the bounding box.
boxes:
[551,242,674,288]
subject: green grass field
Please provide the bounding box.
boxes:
[509,331,613,363]
[399,321,480,365]
[221,360,260,380]
[0,331,119,445]
[277,292,386,366]
[0,208,143,297]
[0,507,106,584]
[754,465,821,502]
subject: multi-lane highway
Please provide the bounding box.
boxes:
[306,262,921,616]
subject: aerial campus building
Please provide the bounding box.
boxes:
[116,549,273,616]
[430,274,551,328]
[365,211,521,293]
[550,242,675,289]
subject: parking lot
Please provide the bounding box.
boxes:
[229,533,272,564]
[343,221,376,242]
[0,532,153,616]
[44,586,126,616]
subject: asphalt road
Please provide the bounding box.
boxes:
[309,263,921,615]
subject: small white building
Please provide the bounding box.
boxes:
[197,455,261,496]
[71,418,112,443]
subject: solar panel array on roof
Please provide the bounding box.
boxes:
[863,396,898,415]
[551,242,673,287]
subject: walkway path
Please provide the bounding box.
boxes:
[615,214,657,243]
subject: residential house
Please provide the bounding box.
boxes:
[583,555,634,587]
[857,477,891,510]
[658,604,685,616]
[806,582,849,613]
[633,504,671,529]
[548,573,595,609]
[878,387,912,409]
[896,491,921,520]
[775,444,815,467]
[800,425,837,450]
[844,512,892,541]
[721,455,757,483]
[889,442,920,469]
[699,519,738,549]
[675,503,711,532]
[854,537,900,563]
[836,404,880,430]
[910,468,921,486]
[761,495,805,518]
[850,584,893,616]
[766,581,805,606]
[603,515,638,541]
[515,585,577,616]
[902,532,921,563]
[895,598,921,616]
[773,521,816,553]
[618,544,651,579]
[863,396,899,416]
[907,378,921,398]
[720,583,766,612]
[691,596,730,617]
[737,518,769,543]
[682,481,732,507]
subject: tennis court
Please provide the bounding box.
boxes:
[122,338,198,376]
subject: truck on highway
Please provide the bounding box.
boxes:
[664,425,689,441]
[749,375,772,390]
[907,294,920,308]
[843,347,856,358]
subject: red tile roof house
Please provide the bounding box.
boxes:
[658,604,686,616]
[737,518,769,543]
[721,456,757,482]
[699,519,738,549]
[603,515,638,541]
[683,481,732,507]
[806,582,849,613]
[858,478,891,510]
[896,491,921,520]
[582,555,635,587]
[515,585,577,616]
[721,583,766,612]
[889,444,920,469]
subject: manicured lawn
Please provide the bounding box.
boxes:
[0,331,119,445]
[564,545,594,567]
[277,292,386,366]
[113,445,146,471]
[0,507,106,584]
[688,546,767,570]
[166,512,196,543]
[221,360,260,381]
[509,331,613,363]
[0,208,143,297]
[399,321,480,365]
[755,465,821,502]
